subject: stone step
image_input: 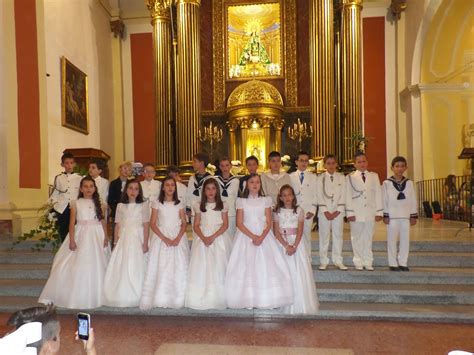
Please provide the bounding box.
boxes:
[3,238,474,253]
[2,279,473,306]
[0,296,472,323]
[1,263,473,287]
[1,249,473,268]
[311,251,474,268]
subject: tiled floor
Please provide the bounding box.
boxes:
[1,314,473,355]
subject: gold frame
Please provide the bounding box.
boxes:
[61,56,89,135]
[225,1,284,82]
[213,0,297,110]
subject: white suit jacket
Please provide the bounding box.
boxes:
[289,169,318,215]
[345,170,383,221]
[317,171,346,216]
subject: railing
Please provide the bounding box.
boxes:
[416,175,472,222]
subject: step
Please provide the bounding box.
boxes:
[2,248,473,268]
[2,279,473,306]
[314,267,474,285]
[311,251,474,268]
[4,237,474,253]
[0,297,472,324]
[310,240,474,253]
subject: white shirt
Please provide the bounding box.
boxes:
[214,175,240,217]
[317,171,345,216]
[140,179,162,204]
[186,173,212,211]
[383,177,418,219]
[177,181,187,207]
[94,176,109,207]
[50,172,82,213]
[261,171,291,206]
[289,169,318,215]
[345,170,383,221]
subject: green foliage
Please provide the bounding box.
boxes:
[12,202,62,252]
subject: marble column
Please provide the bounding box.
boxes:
[176,0,201,166]
[310,0,335,157]
[146,0,173,165]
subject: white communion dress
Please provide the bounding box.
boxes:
[185,202,232,310]
[275,207,319,314]
[39,198,110,309]
[103,202,150,307]
[225,195,293,309]
[140,200,189,310]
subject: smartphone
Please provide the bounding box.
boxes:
[77,313,91,341]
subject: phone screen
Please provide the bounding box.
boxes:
[77,313,90,340]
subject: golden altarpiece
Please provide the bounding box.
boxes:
[146,0,364,171]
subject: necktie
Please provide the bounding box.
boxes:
[330,175,334,182]
[300,172,304,184]
[361,172,366,183]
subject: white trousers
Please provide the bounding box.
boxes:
[303,216,313,256]
[228,215,237,240]
[350,220,375,268]
[387,219,410,267]
[318,213,344,265]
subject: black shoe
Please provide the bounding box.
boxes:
[399,266,410,272]
[389,266,401,271]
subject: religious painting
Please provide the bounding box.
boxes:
[226,2,282,80]
[61,56,89,134]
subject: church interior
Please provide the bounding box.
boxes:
[0,0,474,354]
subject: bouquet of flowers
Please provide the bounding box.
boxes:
[231,160,243,176]
[13,202,61,252]
[206,163,217,175]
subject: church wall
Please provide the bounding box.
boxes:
[43,0,114,183]
[362,16,387,178]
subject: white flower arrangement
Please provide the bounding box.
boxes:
[231,160,242,166]
[206,163,217,175]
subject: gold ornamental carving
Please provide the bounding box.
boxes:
[146,0,172,21]
[212,0,297,110]
[227,79,284,109]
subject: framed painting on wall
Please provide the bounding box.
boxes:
[61,56,89,134]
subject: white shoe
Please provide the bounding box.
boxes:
[365,266,375,271]
[355,265,363,271]
[318,264,328,270]
[335,263,348,271]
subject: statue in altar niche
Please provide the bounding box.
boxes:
[227,3,282,79]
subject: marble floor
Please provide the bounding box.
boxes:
[1,314,473,355]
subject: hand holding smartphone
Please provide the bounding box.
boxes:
[77,313,90,341]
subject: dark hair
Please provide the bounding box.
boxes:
[166,165,180,175]
[193,152,210,167]
[245,155,259,165]
[242,173,264,198]
[218,156,231,165]
[61,152,74,163]
[296,151,310,160]
[158,176,180,205]
[78,176,104,220]
[274,184,298,214]
[445,174,456,190]
[268,151,281,160]
[391,156,407,167]
[354,151,367,160]
[143,162,155,170]
[7,304,59,352]
[200,178,224,212]
[121,179,144,204]
[89,158,105,172]
[323,154,337,163]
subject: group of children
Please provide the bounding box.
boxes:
[39,149,417,313]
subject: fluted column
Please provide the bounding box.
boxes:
[273,118,284,153]
[340,0,363,161]
[240,118,251,164]
[146,0,173,165]
[227,120,238,160]
[176,0,201,165]
[310,0,335,157]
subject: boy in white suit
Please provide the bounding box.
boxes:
[346,152,383,271]
[261,151,291,206]
[290,151,318,255]
[140,163,162,203]
[88,159,109,208]
[316,154,347,270]
[383,156,418,272]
